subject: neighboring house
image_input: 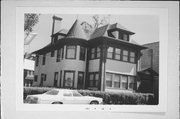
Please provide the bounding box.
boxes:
[32,17,147,93]
[24,54,35,87]
[137,42,159,104]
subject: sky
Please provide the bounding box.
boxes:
[26,14,159,53]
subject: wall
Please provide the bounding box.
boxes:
[33,45,86,88]
[106,59,136,75]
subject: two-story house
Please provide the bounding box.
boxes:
[32,17,146,92]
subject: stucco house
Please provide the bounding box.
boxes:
[32,16,146,92]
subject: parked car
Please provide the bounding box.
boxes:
[25,89,103,104]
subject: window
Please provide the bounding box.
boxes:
[114,48,121,60]
[89,74,94,87]
[72,91,82,97]
[45,90,59,95]
[59,71,62,88]
[53,72,58,87]
[66,45,76,59]
[95,73,99,87]
[130,52,135,63]
[88,72,99,88]
[96,47,101,58]
[107,47,114,59]
[121,75,128,89]
[64,71,75,88]
[106,73,135,90]
[77,72,84,89]
[106,73,113,87]
[56,49,61,62]
[51,51,55,57]
[79,46,86,61]
[35,55,39,66]
[91,48,95,59]
[42,54,46,65]
[34,75,38,82]
[122,50,128,61]
[123,34,128,41]
[128,76,135,90]
[114,74,121,88]
[61,47,64,59]
[43,74,47,81]
[63,92,72,97]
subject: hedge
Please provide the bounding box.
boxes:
[24,87,156,105]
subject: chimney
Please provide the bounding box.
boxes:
[51,15,62,44]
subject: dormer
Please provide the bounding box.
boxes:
[51,29,68,43]
[107,23,135,42]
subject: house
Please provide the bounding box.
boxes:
[24,53,35,87]
[137,42,159,104]
[32,16,146,92]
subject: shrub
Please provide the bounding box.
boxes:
[24,87,155,104]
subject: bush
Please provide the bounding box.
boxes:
[24,87,155,105]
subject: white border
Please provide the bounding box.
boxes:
[16,7,168,112]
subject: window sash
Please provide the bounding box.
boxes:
[56,49,61,62]
[106,73,135,90]
[66,46,76,59]
[35,56,39,66]
[42,54,46,65]
[64,72,74,88]
[89,73,99,87]
[80,46,86,61]
[96,47,101,58]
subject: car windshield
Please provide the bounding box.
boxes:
[72,91,82,97]
[45,90,59,95]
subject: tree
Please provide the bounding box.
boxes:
[81,15,109,38]
[24,14,40,35]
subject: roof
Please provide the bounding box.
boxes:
[58,29,68,34]
[90,24,109,39]
[108,23,135,35]
[66,19,87,39]
[138,68,159,76]
[90,23,134,40]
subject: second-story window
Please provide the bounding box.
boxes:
[66,45,76,59]
[56,49,61,62]
[130,52,135,63]
[42,54,46,65]
[79,46,86,61]
[122,50,128,62]
[96,47,101,58]
[91,48,95,59]
[107,47,114,59]
[114,48,121,60]
[35,55,39,66]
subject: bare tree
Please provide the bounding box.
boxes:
[81,15,109,38]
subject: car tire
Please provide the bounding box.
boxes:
[52,102,63,104]
[90,101,99,105]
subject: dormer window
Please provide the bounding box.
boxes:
[123,34,128,41]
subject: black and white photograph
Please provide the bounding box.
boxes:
[23,14,159,105]
[2,1,179,119]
